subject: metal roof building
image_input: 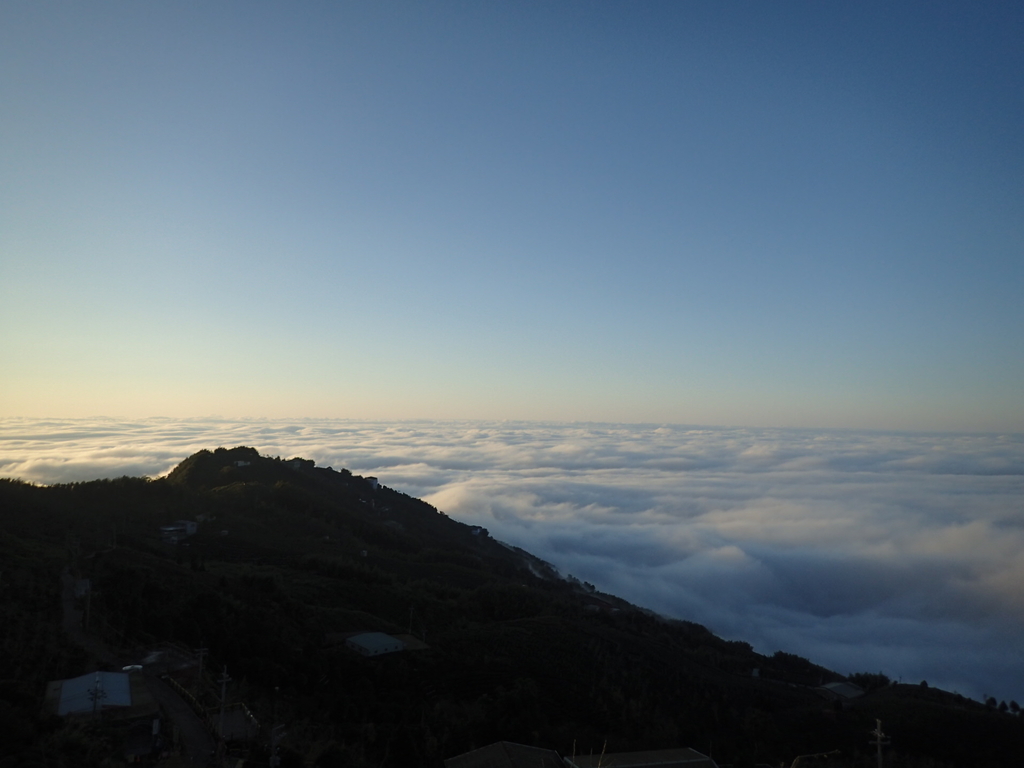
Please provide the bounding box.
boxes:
[345,632,405,656]
[54,671,132,715]
[815,681,865,701]
[445,741,565,768]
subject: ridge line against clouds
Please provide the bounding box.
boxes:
[2,417,1023,703]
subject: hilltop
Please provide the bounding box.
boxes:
[1,447,1021,767]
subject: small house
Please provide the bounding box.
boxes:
[159,520,197,543]
[814,681,864,704]
[345,632,404,657]
[47,671,132,716]
[444,741,564,768]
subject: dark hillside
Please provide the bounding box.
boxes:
[1,450,1021,767]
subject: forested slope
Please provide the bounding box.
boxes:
[1,447,1021,767]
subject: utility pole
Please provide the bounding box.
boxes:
[268,686,283,766]
[869,719,890,768]
[67,534,81,573]
[88,673,106,720]
[84,583,92,631]
[269,724,286,767]
[195,644,208,694]
[218,666,232,741]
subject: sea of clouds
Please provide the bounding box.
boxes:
[2,417,1022,703]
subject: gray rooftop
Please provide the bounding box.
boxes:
[56,671,131,715]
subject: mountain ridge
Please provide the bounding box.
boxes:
[1,446,1021,767]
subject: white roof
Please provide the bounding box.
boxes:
[58,671,131,714]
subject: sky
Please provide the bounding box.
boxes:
[2,417,1023,705]
[2,1,1022,430]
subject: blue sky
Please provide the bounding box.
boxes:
[2,2,1022,430]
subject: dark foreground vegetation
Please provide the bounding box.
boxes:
[1,447,1021,767]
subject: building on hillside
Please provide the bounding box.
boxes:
[345,632,404,656]
[565,747,719,768]
[444,741,564,768]
[581,595,617,614]
[52,671,131,716]
[366,476,379,491]
[44,670,158,721]
[814,681,864,707]
[159,520,197,543]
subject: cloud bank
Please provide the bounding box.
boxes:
[2,417,1022,702]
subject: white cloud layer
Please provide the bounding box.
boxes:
[2,417,1022,703]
